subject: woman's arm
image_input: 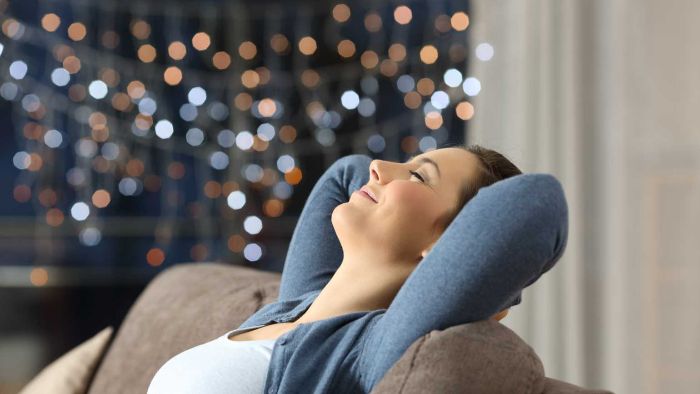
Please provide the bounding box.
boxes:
[277,154,371,301]
[364,173,569,388]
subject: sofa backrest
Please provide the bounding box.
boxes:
[87,263,281,394]
[370,319,547,394]
[87,263,613,394]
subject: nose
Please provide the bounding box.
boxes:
[369,159,397,184]
[369,160,380,182]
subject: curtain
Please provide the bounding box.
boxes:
[466,1,700,393]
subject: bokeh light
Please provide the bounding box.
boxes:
[209,151,229,170]
[476,42,494,61]
[451,12,470,31]
[9,61,28,80]
[62,55,81,74]
[271,34,290,54]
[424,111,443,130]
[41,13,61,32]
[397,74,415,93]
[243,243,262,262]
[131,20,151,39]
[30,268,49,286]
[87,80,108,99]
[301,69,320,88]
[217,129,236,147]
[462,77,482,96]
[430,91,450,109]
[394,5,413,25]
[192,32,211,51]
[364,12,382,32]
[137,44,157,63]
[70,202,90,221]
[403,91,421,109]
[79,227,102,246]
[67,22,87,41]
[341,90,360,109]
[227,191,246,210]
[332,4,351,23]
[43,129,63,148]
[243,216,263,234]
[238,41,257,60]
[360,51,379,69]
[186,128,205,146]
[258,98,277,117]
[416,78,435,96]
[127,80,146,99]
[212,51,231,69]
[455,101,475,120]
[163,66,183,85]
[337,40,356,58]
[241,70,260,88]
[298,36,317,55]
[1,2,472,290]
[146,248,165,266]
[228,234,246,253]
[419,45,439,64]
[168,41,187,60]
[188,86,207,106]
[92,189,111,208]
[443,68,463,87]
[46,208,64,227]
[388,43,406,62]
[155,120,174,139]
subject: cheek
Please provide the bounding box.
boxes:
[393,183,432,204]
[385,184,442,224]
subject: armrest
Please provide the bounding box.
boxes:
[88,262,281,394]
[370,319,613,394]
[370,319,546,394]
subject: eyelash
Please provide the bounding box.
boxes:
[409,170,426,183]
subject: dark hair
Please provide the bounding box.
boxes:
[444,144,525,308]
[454,144,523,214]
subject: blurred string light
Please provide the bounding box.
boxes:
[1,1,480,265]
[475,42,494,61]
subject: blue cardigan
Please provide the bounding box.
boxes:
[234,154,569,394]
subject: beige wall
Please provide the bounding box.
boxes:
[467,1,700,393]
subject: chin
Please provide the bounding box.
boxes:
[331,204,373,245]
[330,203,350,237]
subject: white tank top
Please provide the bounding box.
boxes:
[147,325,276,394]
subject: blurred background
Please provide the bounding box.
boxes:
[0,0,698,393]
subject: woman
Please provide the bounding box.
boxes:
[148,144,569,394]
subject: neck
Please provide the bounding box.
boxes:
[293,253,418,325]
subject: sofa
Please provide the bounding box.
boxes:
[35,262,614,393]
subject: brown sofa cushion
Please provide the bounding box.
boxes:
[87,262,614,393]
[20,326,113,394]
[370,320,546,394]
[88,263,280,394]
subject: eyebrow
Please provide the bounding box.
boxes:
[407,155,441,180]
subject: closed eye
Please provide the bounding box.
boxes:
[409,170,426,183]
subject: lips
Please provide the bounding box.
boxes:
[359,186,378,203]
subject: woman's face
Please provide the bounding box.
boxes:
[332,147,481,263]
